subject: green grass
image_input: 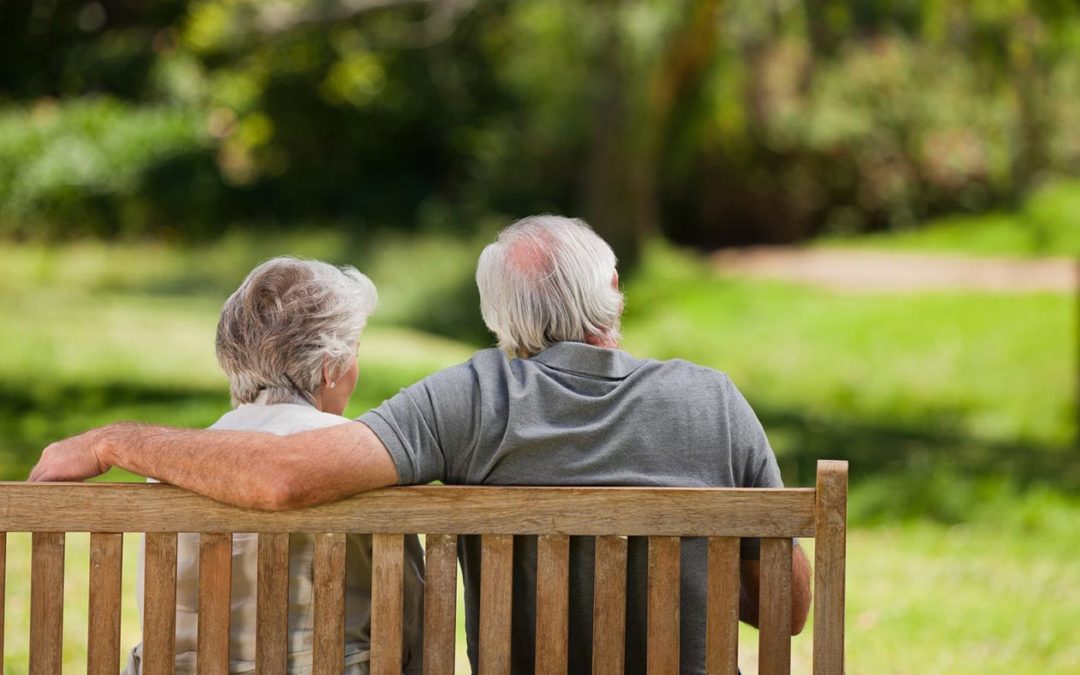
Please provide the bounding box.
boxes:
[817,178,1080,257]
[1,233,1077,673]
[622,242,1077,509]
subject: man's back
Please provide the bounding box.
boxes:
[362,342,782,674]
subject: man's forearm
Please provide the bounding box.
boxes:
[31,420,399,510]
[739,541,813,635]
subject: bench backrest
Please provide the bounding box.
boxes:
[0,459,847,674]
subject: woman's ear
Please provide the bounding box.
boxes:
[321,360,334,389]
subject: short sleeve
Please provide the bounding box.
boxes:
[724,376,783,559]
[359,362,481,485]
[725,376,783,489]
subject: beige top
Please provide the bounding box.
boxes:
[127,396,425,674]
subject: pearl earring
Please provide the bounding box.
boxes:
[329,381,336,389]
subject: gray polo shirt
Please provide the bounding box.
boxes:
[360,342,782,674]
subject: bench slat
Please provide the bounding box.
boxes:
[535,534,570,675]
[647,536,681,675]
[423,534,457,675]
[813,460,848,675]
[88,532,123,675]
[371,533,405,675]
[705,537,739,675]
[1,532,6,670]
[30,532,65,674]
[758,537,793,675]
[256,533,290,675]
[591,535,627,675]
[479,534,513,674]
[0,483,816,537]
[198,533,233,675]
[312,533,346,675]
[143,532,178,675]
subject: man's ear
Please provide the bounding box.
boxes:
[611,271,620,290]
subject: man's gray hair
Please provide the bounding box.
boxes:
[476,215,623,357]
[216,256,377,407]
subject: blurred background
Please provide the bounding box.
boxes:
[0,0,1077,672]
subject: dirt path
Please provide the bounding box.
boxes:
[712,247,1077,292]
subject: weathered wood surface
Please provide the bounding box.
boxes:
[197,533,233,675]
[758,537,793,675]
[371,533,405,675]
[87,532,124,675]
[479,534,513,674]
[256,533,291,675]
[0,462,848,675]
[535,534,570,675]
[1,532,7,673]
[591,535,627,675]
[422,534,458,675]
[30,532,64,674]
[0,483,815,537]
[705,536,739,675]
[312,533,346,675]
[647,536,681,675]
[814,459,849,675]
[142,532,178,675]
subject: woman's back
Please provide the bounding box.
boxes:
[127,397,425,673]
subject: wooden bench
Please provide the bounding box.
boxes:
[0,459,847,674]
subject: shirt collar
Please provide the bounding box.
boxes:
[528,341,643,379]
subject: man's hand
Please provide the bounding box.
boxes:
[29,424,117,482]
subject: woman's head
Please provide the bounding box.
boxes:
[215,256,377,414]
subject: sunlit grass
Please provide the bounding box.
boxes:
[817,178,1080,257]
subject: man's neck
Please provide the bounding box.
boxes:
[584,333,619,350]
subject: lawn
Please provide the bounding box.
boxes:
[816,178,1080,257]
[1,233,1077,673]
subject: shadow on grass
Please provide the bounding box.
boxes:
[759,405,1079,522]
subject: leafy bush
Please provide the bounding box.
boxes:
[0,98,215,238]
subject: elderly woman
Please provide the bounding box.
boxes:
[126,256,424,674]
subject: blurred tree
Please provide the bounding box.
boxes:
[0,0,1077,249]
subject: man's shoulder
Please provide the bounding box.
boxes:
[636,354,734,386]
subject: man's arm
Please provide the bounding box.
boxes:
[28,420,399,510]
[738,541,813,635]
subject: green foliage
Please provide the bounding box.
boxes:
[2,0,1078,250]
[819,178,1080,256]
[0,99,214,238]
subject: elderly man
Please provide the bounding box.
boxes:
[32,215,811,673]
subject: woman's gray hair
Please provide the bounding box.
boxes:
[215,256,377,407]
[476,215,623,358]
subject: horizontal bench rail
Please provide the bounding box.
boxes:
[0,483,816,537]
[0,460,847,674]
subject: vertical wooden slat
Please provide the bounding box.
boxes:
[30,532,64,674]
[313,533,347,675]
[371,533,405,675]
[535,534,570,675]
[591,535,627,675]
[197,533,234,675]
[647,536,680,675]
[1,532,6,675]
[422,534,458,675]
[142,532,178,675]
[758,537,793,675]
[87,533,124,675]
[479,534,513,674]
[705,537,739,675]
[813,460,848,675]
[256,533,291,675]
